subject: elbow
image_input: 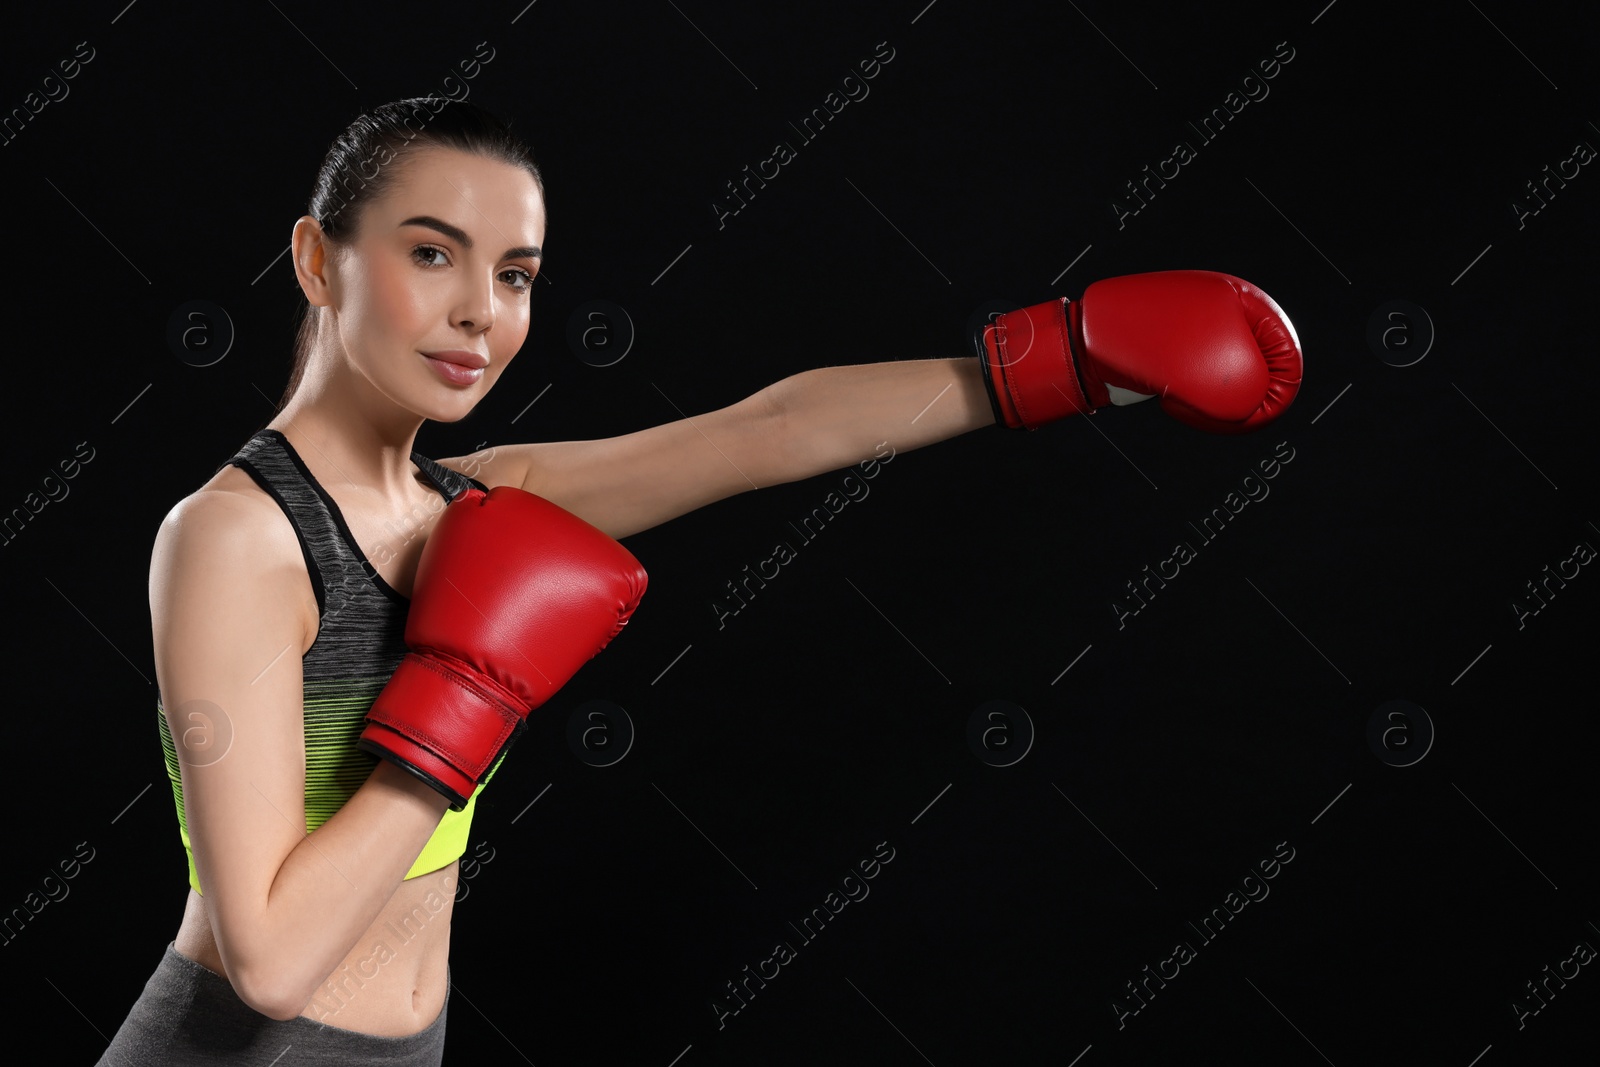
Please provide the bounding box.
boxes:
[753,379,802,486]
[258,998,311,1024]
[209,906,324,1021]
[230,958,318,1022]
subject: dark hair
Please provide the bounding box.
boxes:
[277,97,545,410]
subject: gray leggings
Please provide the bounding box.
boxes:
[95,941,448,1066]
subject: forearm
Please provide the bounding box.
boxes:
[229,761,450,1018]
[769,356,995,481]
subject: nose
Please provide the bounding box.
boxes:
[454,272,496,333]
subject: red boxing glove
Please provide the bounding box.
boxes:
[977,270,1302,434]
[358,485,648,810]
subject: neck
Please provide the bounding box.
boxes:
[268,373,426,501]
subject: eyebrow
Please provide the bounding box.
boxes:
[399,215,541,260]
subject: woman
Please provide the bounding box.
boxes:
[99,97,1299,1064]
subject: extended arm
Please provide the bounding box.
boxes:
[440,356,994,540]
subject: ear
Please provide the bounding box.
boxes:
[291,215,335,309]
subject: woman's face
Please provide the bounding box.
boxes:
[315,145,546,423]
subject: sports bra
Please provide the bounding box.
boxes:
[156,428,506,894]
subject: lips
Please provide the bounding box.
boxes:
[421,350,489,369]
[421,351,487,387]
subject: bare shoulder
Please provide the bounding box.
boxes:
[151,464,317,653]
[153,465,297,568]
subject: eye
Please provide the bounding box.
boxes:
[503,267,536,294]
[412,244,449,268]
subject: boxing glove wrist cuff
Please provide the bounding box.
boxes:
[976,297,1108,430]
[358,651,528,811]
[975,344,1008,429]
[360,732,492,811]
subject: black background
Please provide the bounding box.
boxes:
[4,1,1597,1064]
